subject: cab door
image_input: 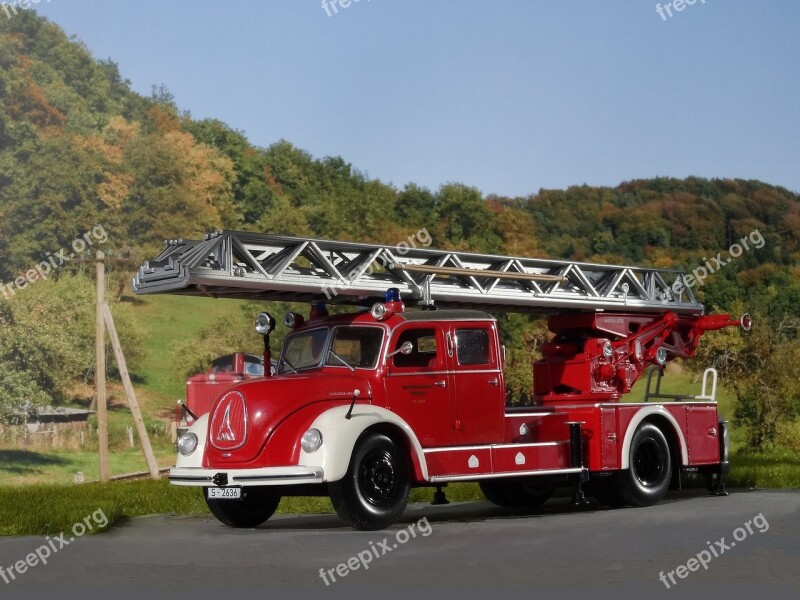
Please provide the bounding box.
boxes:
[447,323,504,445]
[384,323,453,447]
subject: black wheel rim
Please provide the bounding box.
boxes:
[633,438,664,487]
[358,449,397,506]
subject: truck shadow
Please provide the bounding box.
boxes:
[261,488,719,531]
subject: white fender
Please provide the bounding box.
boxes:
[298,406,428,482]
[175,414,209,468]
[620,406,688,469]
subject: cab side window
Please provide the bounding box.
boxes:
[456,328,490,366]
[393,328,439,368]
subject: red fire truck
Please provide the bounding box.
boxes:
[134,231,749,530]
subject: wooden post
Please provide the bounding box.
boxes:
[102,302,160,479]
[96,251,110,482]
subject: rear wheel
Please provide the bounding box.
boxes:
[204,488,281,528]
[330,433,410,530]
[615,423,672,507]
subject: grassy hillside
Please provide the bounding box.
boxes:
[130,294,250,400]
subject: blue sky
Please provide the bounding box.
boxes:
[34,0,800,197]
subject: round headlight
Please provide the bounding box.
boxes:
[177,432,198,456]
[602,341,613,358]
[284,312,304,329]
[255,312,276,335]
[301,428,323,453]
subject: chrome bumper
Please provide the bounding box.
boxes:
[168,466,324,487]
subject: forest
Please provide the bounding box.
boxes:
[1,11,799,451]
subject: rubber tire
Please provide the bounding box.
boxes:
[330,432,410,531]
[204,487,281,528]
[480,477,556,507]
[615,423,672,507]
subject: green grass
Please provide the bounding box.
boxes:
[0,479,207,536]
[131,294,248,399]
[0,447,175,486]
[728,449,800,488]
[0,479,486,536]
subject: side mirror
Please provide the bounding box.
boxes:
[387,341,413,359]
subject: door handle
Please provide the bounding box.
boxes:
[434,380,447,388]
[488,378,499,386]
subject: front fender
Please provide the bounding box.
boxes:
[298,406,428,482]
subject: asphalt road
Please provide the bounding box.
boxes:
[1,489,798,600]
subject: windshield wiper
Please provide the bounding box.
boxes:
[328,349,355,372]
[279,357,299,374]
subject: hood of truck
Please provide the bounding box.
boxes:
[203,372,371,465]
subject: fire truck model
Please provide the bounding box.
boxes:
[133,231,750,530]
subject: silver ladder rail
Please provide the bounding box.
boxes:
[132,230,703,315]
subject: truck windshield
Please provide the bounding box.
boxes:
[279,328,330,374]
[278,326,383,374]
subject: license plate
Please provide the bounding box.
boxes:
[207,487,241,500]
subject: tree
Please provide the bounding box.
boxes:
[694,310,800,450]
[433,184,503,252]
[0,273,144,423]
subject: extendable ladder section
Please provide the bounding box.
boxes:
[132,230,703,315]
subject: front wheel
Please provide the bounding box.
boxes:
[330,432,410,531]
[614,423,672,507]
[204,488,281,528]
